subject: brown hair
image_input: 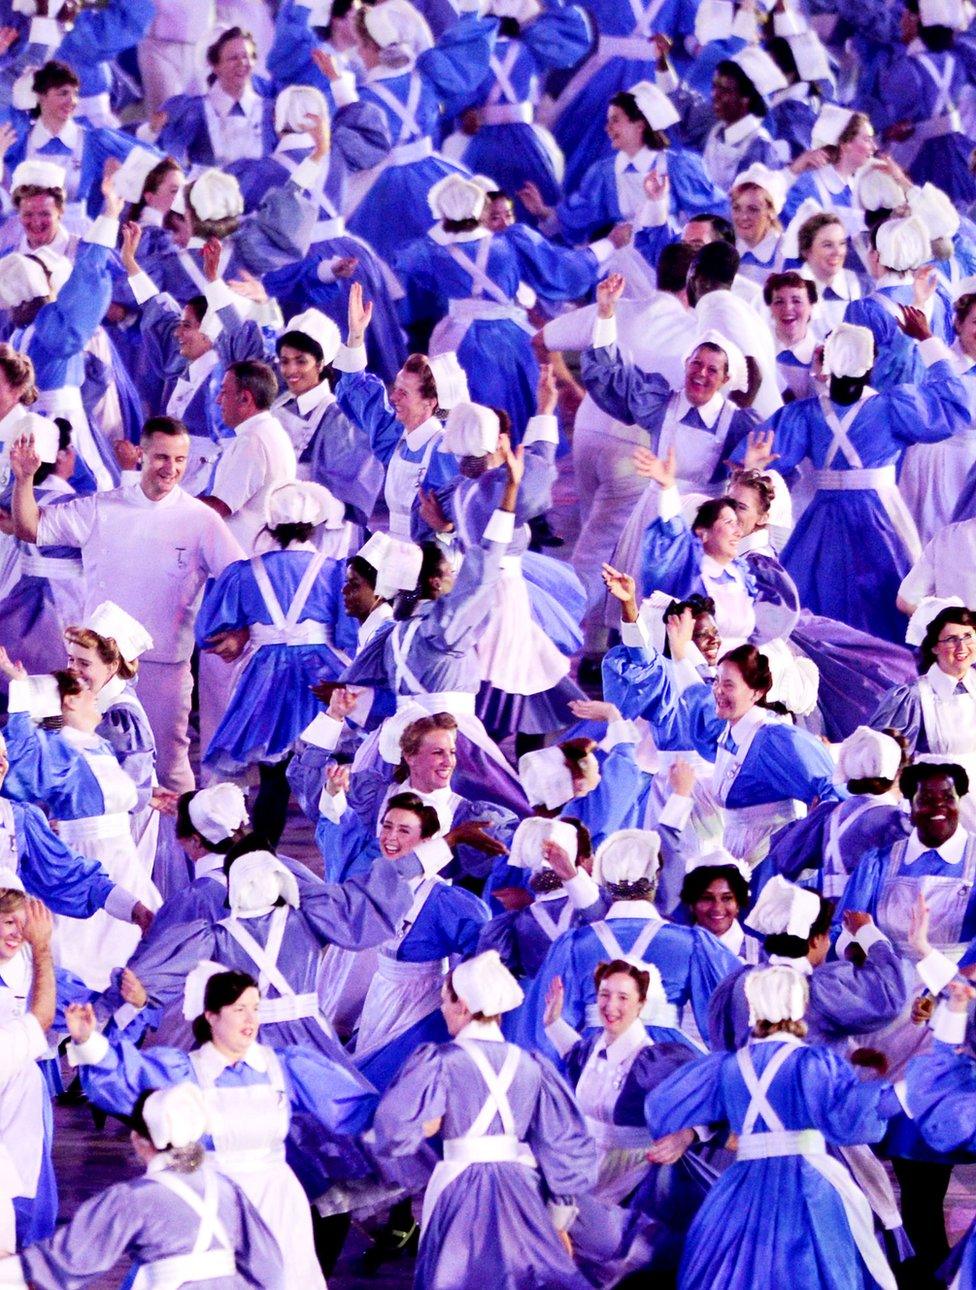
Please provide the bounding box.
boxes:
[401,353,440,407]
[0,345,38,406]
[822,110,871,165]
[752,1018,808,1038]
[797,211,845,261]
[64,626,138,681]
[594,958,650,1003]
[394,713,458,782]
[130,156,182,220]
[53,669,84,702]
[0,888,26,915]
[13,184,65,211]
[730,467,776,519]
[730,180,782,234]
[763,270,817,307]
[955,292,976,332]
[718,643,773,699]
[206,26,255,71]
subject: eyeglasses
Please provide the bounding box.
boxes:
[936,632,976,648]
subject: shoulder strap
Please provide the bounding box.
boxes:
[443,242,512,305]
[250,555,287,628]
[457,1040,521,1137]
[629,917,665,960]
[391,617,425,693]
[151,1170,233,1255]
[737,1041,795,1133]
[590,921,625,961]
[285,547,329,627]
[219,906,293,998]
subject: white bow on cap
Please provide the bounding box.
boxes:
[142,1083,209,1151]
[685,845,750,881]
[275,84,329,137]
[822,323,874,379]
[284,308,341,365]
[908,182,960,241]
[182,960,227,1020]
[111,148,163,204]
[267,479,345,530]
[427,173,487,223]
[593,828,661,886]
[906,595,965,647]
[875,215,930,273]
[188,169,244,223]
[442,402,500,458]
[628,80,680,132]
[452,949,524,1015]
[637,589,677,655]
[11,159,66,193]
[358,532,423,601]
[856,163,907,215]
[744,963,809,1026]
[0,254,50,309]
[733,162,788,215]
[810,103,854,150]
[759,638,820,717]
[427,352,469,411]
[508,816,578,871]
[518,746,575,811]
[188,782,249,845]
[745,874,820,938]
[84,601,154,664]
[0,866,25,893]
[836,725,902,783]
[227,851,300,916]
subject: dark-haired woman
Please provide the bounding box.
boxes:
[0,1080,285,1288]
[272,308,384,551]
[680,854,758,963]
[65,970,379,1288]
[702,53,787,192]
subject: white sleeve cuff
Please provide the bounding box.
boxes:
[916,947,959,997]
[29,15,61,43]
[919,335,955,368]
[731,8,759,38]
[6,679,31,715]
[317,786,347,823]
[83,216,119,249]
[603,717,638,747]
[67,1030,110,1067]
[658,483,681,524]
[620,617,650,648]
[484,508,515,545]
[330,71,358,107]
[591,313,617,349]
[289,156,326,195]
[301,712,344,749]
[102,886,138,922]
[931,1002,968,1046]
[127,270,158,306]
[203,278,237,314]
[415,836,453,876]
[834,928,854,960]
[135,122,161,144]
[544,1015,581,1057]
[111,1002,142,1033]
[317,258,339,285]
[523,414,559,447]
[658,790,694,832]
[655,66,678,94]
[547,1201,578,1233]
[852,922,890,955]
[333,342,367,373]
[588,237,614,265]
[673,658,703,694]
[564,869,601,909]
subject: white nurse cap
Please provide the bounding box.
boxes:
[451,949,524,1014]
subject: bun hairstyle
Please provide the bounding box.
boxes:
[730,467,776,518]
[594,958,651,1003]
[719,643,774,702]
[383,791,441,839]
[191,969,258,1045]
[0,344,38,407]
[129,1091,206,1174]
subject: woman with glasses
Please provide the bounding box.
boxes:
[870,601,976,828]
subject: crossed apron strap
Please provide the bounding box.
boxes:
[249,547,329,631]
[456,1040,522,1137]
[736,1041,796,1134]
[220,906,294,997]
[916,53,955,115]
[817,391,872,469]
[444,240,513,306]
[529,899,575,942]
[487,42,522,106]
[370,74,423,143]
[391,617,425,694]
[152,1169,233,1257]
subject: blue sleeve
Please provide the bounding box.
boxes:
[57,0,153,63]
[903,1045,976,1155]
[579,341,671,435]
[99,706,155,813]
[267,1,335,95]
[645,1049,728,1135]
[808,942,908,1040]
[885,361,970,447]
[667,148,730,219]
[31,241,112,360]
[78,1037,194,1114]
[556,160,615,245]
[331,99,391,173]
[732,398,810,473]
[867,683,921,755]
[756,724,844,807]
[333,370,402,467]
[520,3,592,70]
[421,540,505,652]
[601,642,676,721]
[688,926,743,1038]
[279,1044,379,1135]
[138,292,184,381]
[314,806,380,883]
[441,887,491,957]
[15,801,114,917]
[2,711,95,814]
[296,860,414,949]
[195,559,250,644]
[416,14,497,109]
[502,222,598,301]
[831,847,888,934]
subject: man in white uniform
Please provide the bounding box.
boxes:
[897,518,976,615]
[10,417,244,793]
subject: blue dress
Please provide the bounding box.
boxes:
[879,47,976,202]
[5,115,146,218]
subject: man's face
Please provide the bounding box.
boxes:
[140,431,189,499]
[19,194,61,249]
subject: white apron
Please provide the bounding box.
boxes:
[712,716,800,869]
[822,797,882,899]
[189,1044,325,1288]
[384,419,442,540]
[344,74,437,217]
[916,674,976,832]
[130,1168,236,1290]
[576,1028,653,1203]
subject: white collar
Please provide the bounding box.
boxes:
[718,920,745,955]
[455,1018,506,1043]
[31,118,80,149]
[906,827,969,865]
[195,1040,269,1077]
[366,60,417,82]
[185,349,218,382]
[235,410,277,436]
[778,330,817,363]
[614,146,659,177]
[729,705,770,744]
[359,601,393,645]
[406,782,458,808]
[596,1017,651,1065]
[95,675,127,713]
[700,553,741,580]
[19,224,71,257]
[814,165,850,196]
[140,207,164,228]
[605,900,660,919]
[296,381,335,416]
[428,224,491,246]
[194,852,226,881]
[737,231,780,263]
[403,416,442,450]
[39,474,74,497]
[876,272,913,290]
[926,662,976,700]
[739,528,772,556]
[721,114,763,147]
[208,83,260,118]
[676,389,724,428]
[767,952,812,975]
[750,1031,806,1047]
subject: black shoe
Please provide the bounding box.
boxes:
[528,514,564,550]
[354,1209,419,1274]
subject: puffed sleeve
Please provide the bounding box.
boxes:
[278,1043,379,1135]
[99,704,156,812]
[580,340,672,434]
[297,859,413,949]
[808,942,908,1041]
[526,1055,599,1200]
[796,1046,893,1144]
[645,1049,729,1135]
[867,683,921,754]
[194,559,251,645]
[72,1033,193,1113]
[372,1042,450,1158]
[903,1044,976,1155]
[15,802,115,917]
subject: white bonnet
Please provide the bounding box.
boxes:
[111,148,164,204]
[442,401,500,458]
[745,874,821,938]
[729,46,788,101]
[518,746,575,811]
[0,253,50,308]
[875,215,930,273]
[744,963,809,1025]
[451,949,524,1014]
[733,162,788,215]
[187,782,249,845]
[684,328,748,394]
[227,851,300,916]
[907,182,960,242]
[188,169,244,223]
[628,80,680,132]
[357,532,423,600]
[275,84,329,136]
[82,601,154,664]
[592,828,661,887]
[268,479,345,530]
[427,173,487,223]
[427,352,469,411]
[836,725,902,783]
[142,1083,208,1151]
[759,637,820,717]
[508,816,579,872]
[11,159,66,194]
[822,323,874,379]
[906,595,966,647]
[284,308,341,365]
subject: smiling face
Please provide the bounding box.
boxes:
[804,221,847,282]
[390,367,436,430]
[695,503,742,562]
[605,103,646,156]
[279,344,321,397]
[728,482,765,538]
[140,430,189,500]
[769,284,813,344]
[713,658,761,723]
[692,877,740,937]
[19,194,61,250]
[378,807,425,859]
[175,306,211,362]
[597,971,644,1039]
[39,81,78,130]
[213,35,256,97]
[911,774,961,849]
[692,611,722,667]
[839,122,876,171]
[207,985,260,1058]
[683,345,729,407]
[712,71,750,125]
[405,729,457,793]
[731,185,773,247]
[957,303,976,361]
[0,902,25,963]
[932,620,976,678]
[65,640,116,694]
[144,169,183,214]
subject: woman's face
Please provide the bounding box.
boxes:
[279,344,322,396]
[378,808,424,858]
[207,985,260,1056]
[39,82,78,128]
[711,72,749,125]
[692,612,722,667]
[605,104,645,155]
[66,641,117,694]
[769,285,812,344]
[692,877,740,937]
[731,186,772,246]
[570,751,601,798]
[597,972,644,1039]
[390,367,436,429]
[697,504,742,562]
[61,684,101,730]
[839,122,876,170]
[804,223,847,282]
[213,36,256,96]
[956,305,976,361]
[728,482,765,538]
[931,620,976,677]
[683,346,729,407]
[0,368,25,418]
[144,170,184,214]
[0,905,25,963]
[713,659,761,723]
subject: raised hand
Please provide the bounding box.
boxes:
[843,910,872,936]
[537,362,557,415]
[445,819,509,857]
[100,170,123,221]
[499,441,525,493]
[114,439,142,472]
[596,272,626,318]
[543,975,565,1027]
[22,897,53,951]
[325,763,350,797]
[347,281,372,344]
[601,562,637,604]
[541,839,576,882]
[608,222,632,249]
[227,269,268,304]
[120,220,142,273]
[419,487,453,534]
[311,48,342,80]
[65,1002,96,1044]
[517,181,547,218]
[668,757,696,797]
[568,698,621,724]
[303,112,331,161]
[741,429,778,472]
[0,121,17,160]
[946,980,976,1013]
[632,444,676,488]
[898,304,933,343]
[202,235,222,284]
[913,265,939,308]
[0,645,26,682]
[10,434,41,481]
[326,686,361,721]
[120,967,148,1007]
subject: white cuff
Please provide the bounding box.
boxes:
[658,483,681,524]
[834,928,854,960]
[564,869,601,909]
[673,657,703,694]
[333,342,367,373]
[547,1201,578,1233]
[544,1015,581,1058]
[635,197,669,230]
[0,1253,29,1287]
[301,711,343,749]
[588,237,614,265]
[591,313,617,349]
[135,121,161,145]
[931,1002,968,1046]
[6,679,32,715]
[523,414,559,447]
[893,1078,912,1115]
[852,922,890,955]
[290,155,326,195]
[29,15,61,43]
[67,1030,110,1067]
[103,886,138,922]
[620,617,650,648]
[484,508,515,545]
[603,717,638,747]
[111,1002,142,1033]
[316,258,338,285]
[127,270,158,306]
[203,278,237,314]
[330,71,358,108]
[916,947,959,997]
[731,8,759,38]
[317,786,347,823]
[83,216,119,249]
[655,66,679,94]
[658,791,693,832]
[415,836,452,876]
[919,335,955,368]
